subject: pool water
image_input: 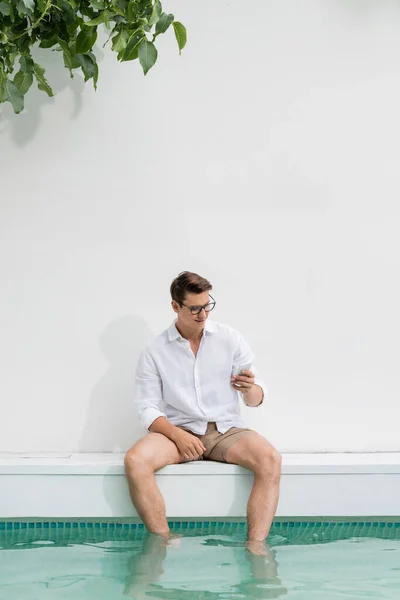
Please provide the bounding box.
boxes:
[1,520,399,599]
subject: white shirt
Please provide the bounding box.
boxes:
[134,319,267,434]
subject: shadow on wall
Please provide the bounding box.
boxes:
[79,314,154,453]
[0,40,105,145]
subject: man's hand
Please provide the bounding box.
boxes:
[231,369,255,393]
[172,429,206,462]
[231,370,264,406]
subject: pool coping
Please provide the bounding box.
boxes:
[1,452,400,518]
[1,451,400,474]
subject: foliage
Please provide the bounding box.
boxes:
[0,0,186,113]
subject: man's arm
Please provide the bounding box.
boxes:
[231,333,267,407]
[134,351,206,460]
[148,415,182,441]
[134,348,168,431]
[240,380,264,407]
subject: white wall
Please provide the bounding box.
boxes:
[1,0,399,453]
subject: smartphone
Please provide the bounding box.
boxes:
[232,362,252,376]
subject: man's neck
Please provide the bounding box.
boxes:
[175,321,204,343]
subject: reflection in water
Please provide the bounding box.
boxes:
[2,522,400,599]
[241,547,287,599]
[123,533,287,600]
[123,534,168,599]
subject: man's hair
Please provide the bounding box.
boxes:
[170,271,213,305]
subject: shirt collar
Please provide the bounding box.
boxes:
[167,319,216,342]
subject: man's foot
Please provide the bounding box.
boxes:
[166,533,182,548]
[152,530,171,542]
[246,539,270,556]
[246,541,279,579]
[147,531,183,547]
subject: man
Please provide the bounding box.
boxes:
[124,271,281,552]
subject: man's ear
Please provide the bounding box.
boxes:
[171,300,179,314]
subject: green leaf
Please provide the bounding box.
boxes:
[3,79,24,113]
[126,0,139,22]
[0,71,7,103]
[120,29,144,61]
[20,0,34,11]
[76,25,97,53]
[6,0,14,19]
[16,0,28,15]
[2,50,18,71]
[112,15,126,24]
[85,11,108,26]
[111,28,128,52]
[172,21,186,54]
[155,12,173,35]
[138,39,157,75]
[76,53,96,81]
[118,45,137,61]
[19,55,34,72]
[39,35,59,48]
[61,0,77,14]
[14,69,33,94]
[112,0,128,11]
[92,61,98,89]
[149,0,161,26]
[0,0,185,113]
[59,40,80,74]
[33,62,54,96]
[86,52,98,89]
[0,1,10,15]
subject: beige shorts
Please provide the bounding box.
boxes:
[178,422,253,463]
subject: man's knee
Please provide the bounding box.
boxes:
[255,446,282,480]
[124,447,154,477]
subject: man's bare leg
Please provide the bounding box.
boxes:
[246,467,281,544]
[225,432,282,550]
[124,433,181,537]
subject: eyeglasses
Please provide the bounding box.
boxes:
[180,294,216,315]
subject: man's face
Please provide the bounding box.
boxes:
[172,291,212,329]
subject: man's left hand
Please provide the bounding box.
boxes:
[231,370,255,393]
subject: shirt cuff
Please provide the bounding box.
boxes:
[253,380,267,406]
[140,407,167,431]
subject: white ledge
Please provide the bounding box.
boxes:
[1,452,400,475]
[1,452,400,519]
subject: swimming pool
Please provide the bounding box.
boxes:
[1,519,399,599]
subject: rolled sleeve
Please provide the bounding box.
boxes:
[253,376,268,405]
[233,333,268,405]
[134,348,167,431]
